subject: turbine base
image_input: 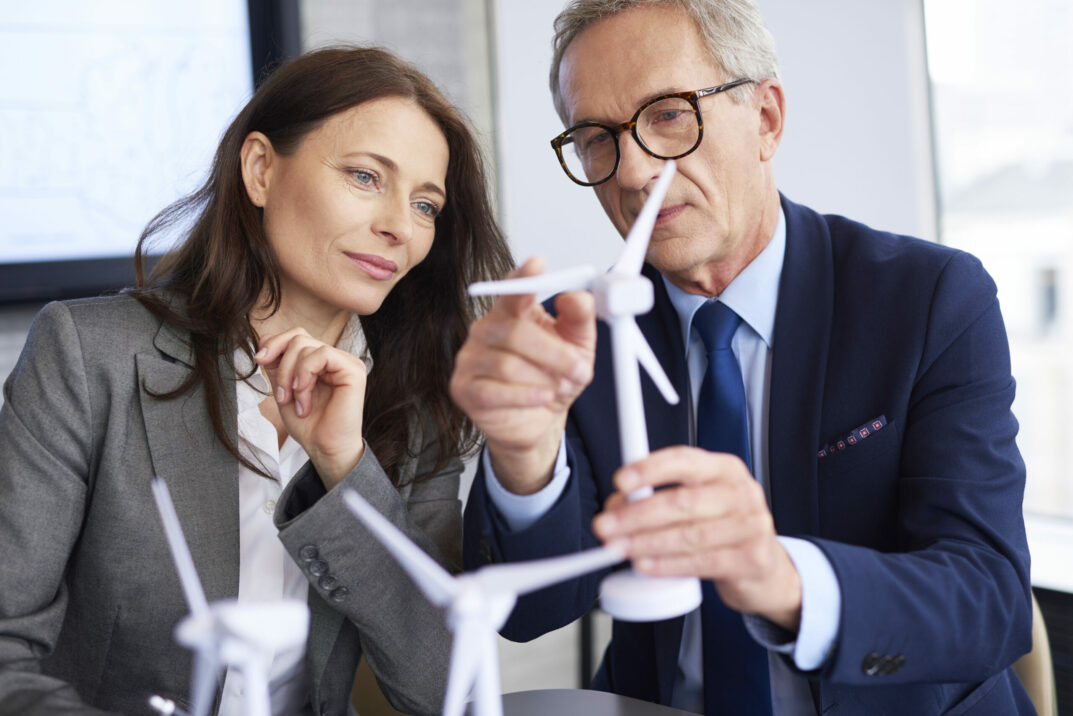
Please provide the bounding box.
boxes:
[599,570,702,622]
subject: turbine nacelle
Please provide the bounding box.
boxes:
[591,272,654,319]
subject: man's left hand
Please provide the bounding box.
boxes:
[592,446,803,631]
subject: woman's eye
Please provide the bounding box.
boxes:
[413,200,440,218]
[352,169,378,187]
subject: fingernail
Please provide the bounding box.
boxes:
[295,400,305,417]
[254,348,266,360]
[275,386,286,403]
[593,513,616,536]
[292,376,300,390]
[618,468,639,491]
[606,538,630,558]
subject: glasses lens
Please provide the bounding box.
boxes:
[636,97,699,158]
[559,125,617,184]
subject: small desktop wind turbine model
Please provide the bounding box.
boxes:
[149,478,309,716]
[467,160,702,622]
[342,490,625,716]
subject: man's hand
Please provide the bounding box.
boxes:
[593,446,803,631]
[450,257,597,495]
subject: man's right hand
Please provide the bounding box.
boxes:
[450,257,597,495]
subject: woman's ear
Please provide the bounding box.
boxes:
[240,131,274,207]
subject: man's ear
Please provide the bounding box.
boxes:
[240,131,274,207]
[756,79,785,162]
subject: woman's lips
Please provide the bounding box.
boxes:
[345,252,398,280]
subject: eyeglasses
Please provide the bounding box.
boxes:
[550,79,754,186]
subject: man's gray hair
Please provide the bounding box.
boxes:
[550,0,780,122]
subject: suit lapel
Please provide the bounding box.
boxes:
[767,196,833,537]
[137,320,240,603]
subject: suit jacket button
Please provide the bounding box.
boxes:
[318,575,338,591]
[329,587,350,603]
[861,652,881,675]
[299,545,319,562]
[892,655,906,672]
[309,559,329,576]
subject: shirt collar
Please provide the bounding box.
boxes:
[661,205,786,354]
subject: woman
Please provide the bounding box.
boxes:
[0,46,512,715]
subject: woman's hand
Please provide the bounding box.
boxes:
[254,328,368,489]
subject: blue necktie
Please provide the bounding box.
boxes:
[692,300,772,715]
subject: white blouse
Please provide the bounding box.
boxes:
[218,316,368,716]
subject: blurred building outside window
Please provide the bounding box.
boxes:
[924,0,1073,522]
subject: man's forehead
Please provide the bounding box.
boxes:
[558,10,721,125]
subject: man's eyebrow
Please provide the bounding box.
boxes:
[342,151,446,198]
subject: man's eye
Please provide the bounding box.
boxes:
[654,110,687,123]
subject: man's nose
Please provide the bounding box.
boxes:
[614,133,662,192]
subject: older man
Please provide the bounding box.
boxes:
[451,1,1034,713]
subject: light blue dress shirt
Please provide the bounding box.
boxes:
[483,208,840,715]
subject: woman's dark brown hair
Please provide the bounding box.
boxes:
[130,46,513,483]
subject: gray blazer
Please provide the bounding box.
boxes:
[0,296,461,716]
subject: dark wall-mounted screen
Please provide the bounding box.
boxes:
[0,1,299,303]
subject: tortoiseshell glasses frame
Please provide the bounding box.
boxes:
[550,78,754,187]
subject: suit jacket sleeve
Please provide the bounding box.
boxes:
[463,423,610,642]
[276,422,461,716]
[808,250,1031,685]
[0,302,118,715]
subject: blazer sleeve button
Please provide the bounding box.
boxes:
[479,536,493,564]
[861,652,881,676]
[318,575,338,591]
[309,559,329,577]
[299,545,319,562]
[329,587,350,603]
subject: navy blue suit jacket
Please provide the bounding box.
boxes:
[463,196,1034,714]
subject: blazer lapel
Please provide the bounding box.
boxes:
[767,196,833,537]
[137,320,240,603]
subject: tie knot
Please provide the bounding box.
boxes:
[693,300,741,353]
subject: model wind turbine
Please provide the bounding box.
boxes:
[342,490,624,716]
[467,160,702,622]
[148,478,309,716]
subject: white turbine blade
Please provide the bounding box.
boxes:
[188,649,218,716]
[442,628,484,716]
[612,160,677,277]
[468,265,597,297]
[476,544,626,597]
[623,319,680,405]
[151,478,209,614]
[342,490,458,607]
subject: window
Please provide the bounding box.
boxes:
[925,0,1073,519]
